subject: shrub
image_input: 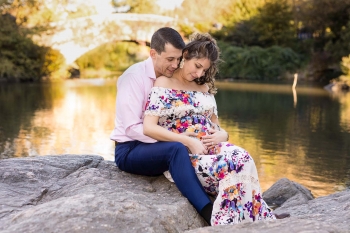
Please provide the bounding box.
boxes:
[340,55,350,81]
[219,43,302,80]
[76,41,147,74]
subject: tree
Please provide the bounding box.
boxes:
[252,0,295,47]
[325,20,350,61]
[0,1,65,81]
[174,0,245,34]
[219,43,301,80]
[0,13,48,80]
[298,0,350,50]
[215,0,295,48]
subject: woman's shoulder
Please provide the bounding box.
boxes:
[153,76,173,88]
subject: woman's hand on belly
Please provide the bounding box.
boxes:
[202,128,229,150]
[185,137,208,155]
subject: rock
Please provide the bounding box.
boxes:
[185,218,343,233]
[262,177,314,208]
[324,82,350,92]
[0,155,206,233]
[273,189,350,232]
[1,156,349,233]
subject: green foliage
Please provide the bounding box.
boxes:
[341,55,350,79]
[298,0,350,44]
[76,42,146,73]
[0,13,65,81]
[216,0,295,48]
[325,20,350,61]
[219,42,302,80]
[218,0,264,27]
[178,23,196,38]
[0,14,43,81]
[252,0,295,47]
[212,0,350,81]
[41,47,66,78]
[214,20,259,46]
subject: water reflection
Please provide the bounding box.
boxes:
[0,80,349,197]
[0,79,117,161]
[215,82,350,197]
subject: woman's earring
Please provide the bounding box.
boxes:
[179,59,185,68]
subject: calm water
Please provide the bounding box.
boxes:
[0,79,349,197]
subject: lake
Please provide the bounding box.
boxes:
[0,79,349,197]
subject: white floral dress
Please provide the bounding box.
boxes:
[144,87,275,225]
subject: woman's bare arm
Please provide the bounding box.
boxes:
[143,115,208,154]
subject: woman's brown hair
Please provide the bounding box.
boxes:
[182,33,221,94]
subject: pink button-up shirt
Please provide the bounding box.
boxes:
[110,57,157,143]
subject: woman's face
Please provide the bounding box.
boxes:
[182,57,211,82]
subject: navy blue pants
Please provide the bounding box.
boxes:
[115,140,211,212]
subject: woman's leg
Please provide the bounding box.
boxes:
[191,142,275,225]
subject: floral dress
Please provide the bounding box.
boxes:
[144,87,275,225]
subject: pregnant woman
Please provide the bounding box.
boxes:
[143,32,277,225]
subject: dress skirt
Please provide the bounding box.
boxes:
[190,142,275,225]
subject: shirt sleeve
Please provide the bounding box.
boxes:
[117,73,157,143]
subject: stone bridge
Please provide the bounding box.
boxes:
[40,13,176,64]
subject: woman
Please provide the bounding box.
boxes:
[143,33,275,225]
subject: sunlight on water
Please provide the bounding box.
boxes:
[0,79,349,197]
[0,79,117,161]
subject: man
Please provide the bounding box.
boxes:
[110,27,213,225]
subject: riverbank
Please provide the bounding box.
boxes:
[0,155,348,232]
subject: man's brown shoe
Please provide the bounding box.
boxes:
[274,213,290,219]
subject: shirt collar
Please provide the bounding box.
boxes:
[145,57,156,80]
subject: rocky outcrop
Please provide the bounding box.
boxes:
[0,155,349,233]
[270,181,350,233]
[0,155,205,233]
[262,177,314,208]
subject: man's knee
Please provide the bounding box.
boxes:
[167,141,187,153]
[164,142,189,163]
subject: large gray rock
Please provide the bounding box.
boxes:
[1,156,349,233]
[0,155,206,233]
[263,178,350,232]
[263,178,349,232]
[262,177,314,208]
[273,188,350,232]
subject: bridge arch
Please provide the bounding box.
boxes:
[40,13,176,64]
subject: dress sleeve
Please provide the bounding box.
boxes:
[144,87,168,116]
[211,94,218,118]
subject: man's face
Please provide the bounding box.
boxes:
[151,43,183,78]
